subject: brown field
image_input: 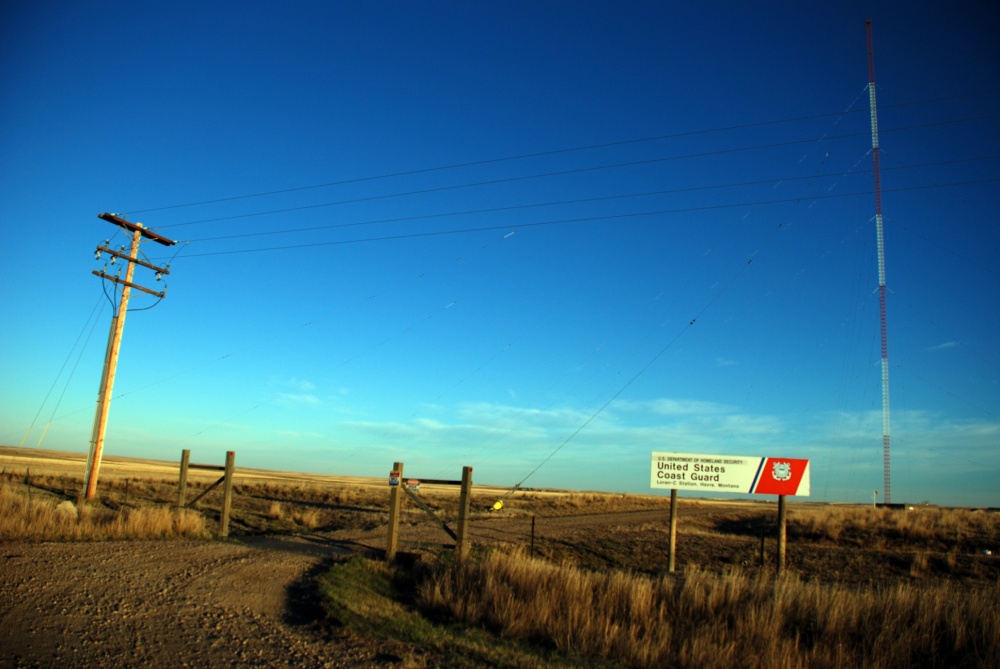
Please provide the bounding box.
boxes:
[2,445,998,668]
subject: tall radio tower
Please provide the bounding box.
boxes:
[866,19,892,504]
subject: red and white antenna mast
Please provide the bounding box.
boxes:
[866,19,892,504]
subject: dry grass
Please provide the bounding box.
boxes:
[0,464,385,539]
[5,449,999,667]
[789,505,1000,549]
[0,482,208,541]
[292,507,322,529]
[503,490,665,516]
[419,547,1000,669]
[266,500,285,520]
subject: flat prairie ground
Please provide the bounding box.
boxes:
[3,445,997,585]
[2,446,998,668]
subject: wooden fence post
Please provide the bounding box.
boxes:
[386,462,404,561]
[177,449,190,508]
[455,466,473,560]
[220,451,235,538]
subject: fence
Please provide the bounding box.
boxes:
[386,461,473,561]
[177,449,235,537]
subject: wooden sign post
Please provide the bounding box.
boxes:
[777,494,787,574]
[668,488,679,573]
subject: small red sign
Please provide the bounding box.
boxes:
[752,458,810,495]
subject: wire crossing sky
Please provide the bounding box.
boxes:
[1,1,997,506]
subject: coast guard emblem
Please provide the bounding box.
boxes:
[772,461,792,482]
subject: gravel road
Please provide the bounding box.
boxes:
[0,504,746,668]
[0,537,392,669]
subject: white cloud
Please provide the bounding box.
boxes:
[274,429,326,440]
[457,402,594,430]
[307,397,999,506]
[926,341,959,351]
[267,377,318,390]
[268,377,325,408]
[613,398,730,416]
[275,392,321,407]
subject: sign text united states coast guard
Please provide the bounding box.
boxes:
[650,451,810,496]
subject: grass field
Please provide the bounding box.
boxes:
[412,547,1000,669]
[3,446,999,668]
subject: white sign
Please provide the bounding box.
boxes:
[651,451,810,496]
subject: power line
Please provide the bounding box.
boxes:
[19,296,106,447]
[158,131,871,229]
[121,89,1000,218]
[165,177,1000,259]
[183,155,997,243]
[153,114,997,231]
[125,110,871,218]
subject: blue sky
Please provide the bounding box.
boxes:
[2,1,997,506]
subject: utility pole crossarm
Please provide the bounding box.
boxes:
[91,270,167,298]
[98,212,176,246]
[96,245,171,274]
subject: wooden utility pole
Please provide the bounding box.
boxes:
[84,213,175,500]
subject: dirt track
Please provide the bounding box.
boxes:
[0,508,687,669]
[0,537,392,669]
